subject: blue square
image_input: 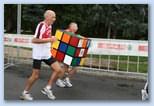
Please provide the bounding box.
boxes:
[59,42,68,53]
[76,58,81,65]
[87,40,91,48]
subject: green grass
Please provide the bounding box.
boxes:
[86,54,148,73]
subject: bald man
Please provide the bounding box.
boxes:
[20,10,64,100]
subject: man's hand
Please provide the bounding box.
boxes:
[50,36,57,43]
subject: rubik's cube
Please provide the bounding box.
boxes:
[51,29,91,66]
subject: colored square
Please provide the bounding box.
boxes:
[83,48,88,57]
[79,49,85,57]
[56,51,65,62]
[55,30,63,40]
[52,40,60,49]
[78,39,83,47]
[69,36,79,47]
[87,40,91,48]
[51,48,57,58]
[64,55,73,65]
[71,58,81,66]
[76,58,81,65]
[80,58,85,65]
[59,42,68,53]
[66,46,76,56]
[82,39,87,48]
[61,33,71,43]
[75,48,80,57]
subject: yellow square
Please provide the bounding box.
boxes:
[52,40,60,49]
[55,30,63,40]
[80,58,85,66]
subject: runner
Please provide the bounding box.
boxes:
[56,22,78,88]
[20,10,65,100]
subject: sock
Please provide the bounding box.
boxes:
[46,85,52,90]
[23,90,28,94]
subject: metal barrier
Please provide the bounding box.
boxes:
[4,46,148,75]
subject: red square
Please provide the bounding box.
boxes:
[56,51,65,62]
[75,48,80,57]
[69,36,79,47]
[83,49,88,57]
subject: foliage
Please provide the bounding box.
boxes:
[4,4,148,40]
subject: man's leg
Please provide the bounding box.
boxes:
[24,69,40,91]
[41,59,64,100]
[21,59,41,100]
[47,61,64,87]
[67,67,77,78]
[62,66,77,88]
[56,63,68,87]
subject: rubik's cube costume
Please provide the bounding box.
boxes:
[51,29,91,66]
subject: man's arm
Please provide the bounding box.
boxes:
[32,38,51,44]
[32,36,57,44]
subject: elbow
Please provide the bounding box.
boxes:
[32,38,36,43]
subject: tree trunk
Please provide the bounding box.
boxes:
[107,23,111,39]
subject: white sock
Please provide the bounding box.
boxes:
[23,90,28,94]
[46,85,52,90]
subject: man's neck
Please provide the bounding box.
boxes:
[44,20,51,26]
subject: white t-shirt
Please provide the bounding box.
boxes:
[32,21,52,60]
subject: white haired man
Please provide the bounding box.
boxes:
[20,10,65,100]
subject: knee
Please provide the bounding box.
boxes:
[56,68,63,73]
[34,74,39,80]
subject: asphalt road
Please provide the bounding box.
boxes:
[4,64,145,100]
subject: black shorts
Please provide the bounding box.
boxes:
[33,57,57,70]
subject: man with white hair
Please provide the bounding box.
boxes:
[20,10,65,100]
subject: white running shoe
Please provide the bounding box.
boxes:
[41,88,56,100]
[20,93,33,100]
[63,77,72,88]
[141,89,148,100]
[56,79,66,88]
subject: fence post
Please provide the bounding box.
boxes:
[16,4,22,64]
[90,54,93,69]
[99,55,101,70]
[108,55,110,71]
[137,56,140,73]
[127,56,130,72]
[117,55,120,71]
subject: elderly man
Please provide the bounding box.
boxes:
[20,10,65,100]
[56,22,78,88]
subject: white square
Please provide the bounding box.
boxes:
[78,39,83,47]
[63,55,73,65]
[79,49,85,57]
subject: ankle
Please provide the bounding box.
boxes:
[45,85,52,90]
[23,90,29,94]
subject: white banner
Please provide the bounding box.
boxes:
[88,38,148,57]
[4,34,148,57]
[4,34,32,48]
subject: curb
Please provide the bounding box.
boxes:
[77,68,147,81]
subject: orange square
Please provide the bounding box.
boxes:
[62,33,71,43]
[82,39,87,48]
[51,49,57,58]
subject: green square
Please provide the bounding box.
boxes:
[72,58,77,66]
[66,46,76,56]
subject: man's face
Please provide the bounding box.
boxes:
[46,13,56,25]
[70,24,78,33]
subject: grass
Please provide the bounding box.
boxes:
[86,54,148,73]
